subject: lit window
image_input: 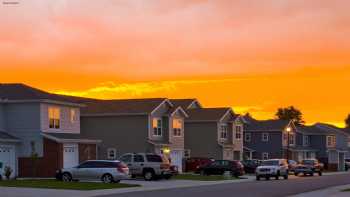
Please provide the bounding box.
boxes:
[107,148,117,160]
[173,119,182,137]
[220,124,228,139]
[262,133,269,142]
[153,118,162,136]
[244,133,251,142]
[70,109,77,123]
[48,107,60,129]
[327,135,336,147]
[236,125,242,139]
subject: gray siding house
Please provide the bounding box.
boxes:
[79,98,188,172]
[243,116,301,161]
[184,108,244,161]
[0,84,100,178]
[297,124,349,171]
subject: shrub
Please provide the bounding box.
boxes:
[4,166,13,180]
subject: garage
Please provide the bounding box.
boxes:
[63,144,79,168]
[0,145,16,178]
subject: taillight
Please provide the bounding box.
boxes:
[117,163,128,173]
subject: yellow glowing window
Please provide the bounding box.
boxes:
[48,107,60,129]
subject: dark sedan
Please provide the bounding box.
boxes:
[197,160,245,177]
[242,159,260,174]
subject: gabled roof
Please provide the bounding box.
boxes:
[81,98,172,116]
[297,123,350,136]
[0,83,83,106]
[0,130,20,143]
[169,99,201,109]
[186,108,235,122]
[243,116,291,132]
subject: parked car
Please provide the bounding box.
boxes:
[288,160,298,172]
[256,159,289,181]
[294,159,323,176]
[119,153,172,181]
[242,160,260,174]
[345,158,350,171]
[197,160,244,177]
[56,160,130,183]
[185,157,214,172]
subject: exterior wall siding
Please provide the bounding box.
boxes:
[0,104,6,131]
[168,110,185,150]
[79,144,97,163]
[81,115,150,160]
[40,103,80,134]
[245,131,283,160]
[185,122,222,160]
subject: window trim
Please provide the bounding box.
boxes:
[262,152,269,160]
[219,124,228,140]
[70,108,77,124]
[48,106,60,129]
[172,118,183,137]
[107,148,117,160]
[244,132,251,142]
[326,135,336,148]
[235,125,242,140]
[303,135,310,147]
[262,133,269,142]
[152,118,162,137]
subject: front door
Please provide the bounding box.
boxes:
[63,144,79,168]
[0,145,16,178]
[170,150,183,172]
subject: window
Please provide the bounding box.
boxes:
[78,161,95,168]
[220,124,228,139]
[146,154,163,162]
[107,148,117,160]
[153,118,162,136]
[236,125,242,139]
[173,119,182,137]
[327,135,336,147]
[134,154,145,162]
[262,133,269,142]
[303,135,310,146]
[289,133,295,145]
[120,154,132,163]
[48,107,60,129]
[70,109,77,123]
[244,132,251,142]
[184,149,191,158]
[262,152,269,160]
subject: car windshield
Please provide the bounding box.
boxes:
[261,160,279,166]
[302,160,314,165]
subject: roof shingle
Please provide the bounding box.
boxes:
[186,108,233,122]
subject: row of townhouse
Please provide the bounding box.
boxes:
[242,115,350,171]
[0,84,244,177]
[0,84,348,178]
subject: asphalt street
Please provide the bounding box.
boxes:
[95,174,350,197]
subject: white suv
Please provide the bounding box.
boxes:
[256,159,289,181]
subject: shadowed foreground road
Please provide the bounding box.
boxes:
[96,174,350,197]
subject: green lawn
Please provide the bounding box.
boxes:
[173,174,239,181]
[0,180,140,190]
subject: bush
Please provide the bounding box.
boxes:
[4,166,13,180]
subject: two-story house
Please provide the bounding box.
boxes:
[78,98,188,172]
[297,123,349,171]
[0,84,100,177]
[184,108,243,161]
[242,115,298,160]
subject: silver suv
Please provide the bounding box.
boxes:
[256,159,289,181]
[56,160,130,183]
[119,153,172,181]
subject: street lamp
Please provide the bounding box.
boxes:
[286,127,292,161]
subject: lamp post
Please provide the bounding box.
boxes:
[286,127,291,161]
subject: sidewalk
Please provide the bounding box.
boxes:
[1,176,256,197]
[290,184,350,197]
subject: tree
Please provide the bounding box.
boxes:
[345,114,350,128]
[275,106,304,125]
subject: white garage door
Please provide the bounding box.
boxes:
[0,145,16,178]
[170,150,183,173]
[63,144,79,168]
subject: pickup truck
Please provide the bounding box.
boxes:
[294,159,324,176]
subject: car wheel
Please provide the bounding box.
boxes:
[294,172,299,176]
[61,173,72,182]
[143,170,155,181]
[275,171,280,180]
[283,174,288,180]
[310,172,314,176]
[318,171,322,176]
[256,176,260,181]
[102,174,114,183]
[266,176,270,181]
[164,174,172,180]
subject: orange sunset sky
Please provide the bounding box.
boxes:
[1,0,350,127]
